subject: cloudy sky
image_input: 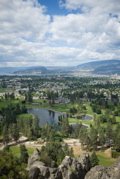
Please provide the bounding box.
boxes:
[0,0,120,67]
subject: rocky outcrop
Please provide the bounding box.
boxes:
[28,150,91,179]
[28,150,120,179]
[85,158,120,179]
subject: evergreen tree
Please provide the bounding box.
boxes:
[11,123,20,142]
[3,125,9,145]
[90,151,99,167]
[20,144,29,163]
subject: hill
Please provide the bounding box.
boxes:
[0,60,119,76]
[14,66,48,75]
[76,60,120,75]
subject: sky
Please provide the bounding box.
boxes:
[0,0,120,67]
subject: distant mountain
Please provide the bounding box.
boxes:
[14,66,48,75]
[76,60,120,75]
[0,67,26,75]
[0,60,119,76]
[13,66,72,75]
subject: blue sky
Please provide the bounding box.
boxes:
[38,0,80,15]
[0,0,120,67]
[38,0,66,15]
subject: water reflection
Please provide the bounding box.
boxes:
[28,108,62,126]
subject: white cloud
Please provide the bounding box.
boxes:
[60,0,120,14]
[0,0,120,67]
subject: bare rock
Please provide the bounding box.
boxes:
[85,159,120,179]
[28,151,91,179]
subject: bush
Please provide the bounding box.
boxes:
[0,151,27,178]
[112,150,120,158]
[39,142,73,167]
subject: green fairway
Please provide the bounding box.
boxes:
[68,117,93,126]
[50,103,73,112]
[0,99,20,109]
[17,113,33,120]
[116,116,120,123]
[96,152,116,167]
[85,103,94,115]
[10,145,34,157]
[0,88,8,93]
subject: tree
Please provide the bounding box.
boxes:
[113,124,120,151]
[11,123,20,142]
[79,127,88,147]
[25,91,33,103]
[20,145,29,163]
[3,125,9,145]
[40,142,73,167]
[60,117,70,137]
[0,150,27,178]
[89,125,98,150]
[105,122,113,147]
[31,117,40,139]
[90,151,99,167]
[98,126,106,147]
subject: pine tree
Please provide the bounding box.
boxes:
[90,151,99,167]
[20,144,29,163]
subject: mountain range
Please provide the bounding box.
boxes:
[0,60,119,76]
[75,60,120,75]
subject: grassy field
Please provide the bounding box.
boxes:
[0,101,8,109]
[17,113,33,120]
[10,144,116,167]
[0,88,8,93]
[68,117,93,126]
[85,103,94,115]
[116,116,120,123]
[10,145,34,157]
[50,103,73,113]
[10,146,116,167]
[27,102,74,113]
[0,99,20,109]
[96,151,116,166]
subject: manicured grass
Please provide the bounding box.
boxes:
[116,116,120,123]
[0,101,7,109]
[68,117,93,126]
[81,119,93,126]
[33,99,47,103]
[17,113,33,120]
[51,102,94,116]
[0,100,20,109]
[26,102,50,109]
[96,152,116,167]
[85,103,94,115]
[50,103,73,113]
[10,146,34,157]
[0,88,8,93]
[27,102,74,112]
[68,118,81,124]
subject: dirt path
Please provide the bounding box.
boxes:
[0,138,85,156]
[63,138,86,156]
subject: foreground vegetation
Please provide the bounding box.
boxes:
[0,76,120,177]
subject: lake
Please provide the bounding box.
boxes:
[28,108,63,126]
[82,115,92,120]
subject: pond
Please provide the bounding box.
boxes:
[28,108,64,126]
[81,115,92,120]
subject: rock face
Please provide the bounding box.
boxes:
[85,159,120,179]
[28,150,91,179]
[28,151,120,179]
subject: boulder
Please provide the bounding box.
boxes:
[28,150,120,179]
[28,150,91,179]
[85,159,120,179]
